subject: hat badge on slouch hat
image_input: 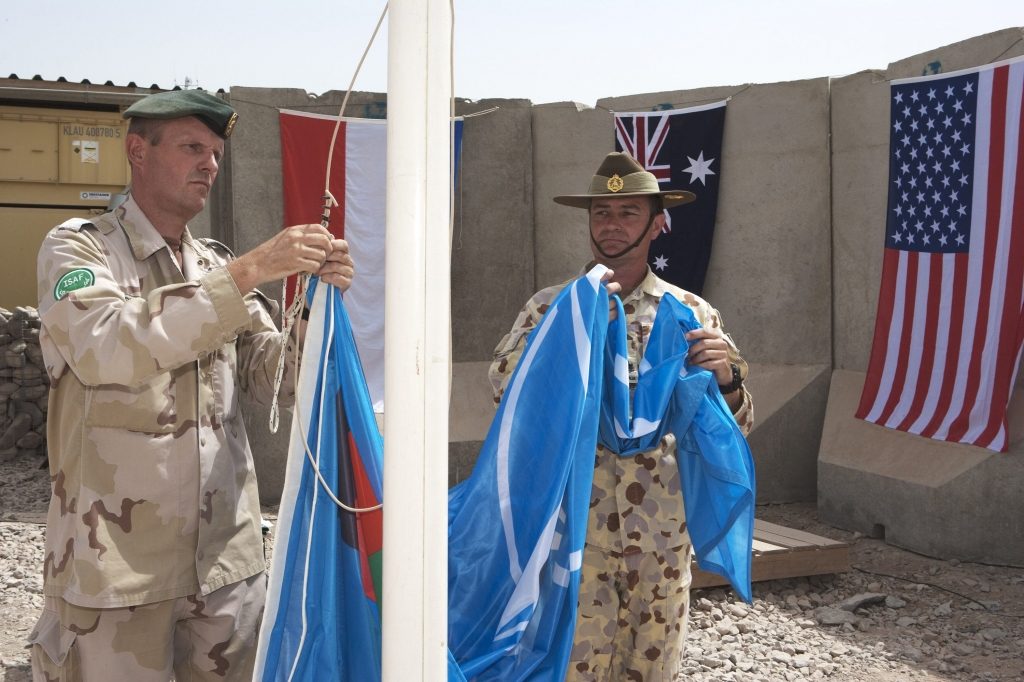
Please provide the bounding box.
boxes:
[123,90,239,139]
[554,151,697,209]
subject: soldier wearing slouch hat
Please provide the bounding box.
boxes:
[490,151,752,681]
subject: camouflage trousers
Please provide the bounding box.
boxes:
[29,572,265,682]
[566,543,692,682]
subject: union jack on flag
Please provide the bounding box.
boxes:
[615,113,673,185]
[614,102,727,295]
[857,55,1024,451]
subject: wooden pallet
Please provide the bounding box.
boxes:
[691,518,850,589]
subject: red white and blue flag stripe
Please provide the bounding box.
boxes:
[857,55,1024,451]
[278,112,464,413]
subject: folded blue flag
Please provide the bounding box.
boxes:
[598,293,755,603]
[256,266,755,681]
[448,267,610,680]
[448,267,755,680]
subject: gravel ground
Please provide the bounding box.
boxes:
[1,452,1022,681]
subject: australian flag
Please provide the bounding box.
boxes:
[615,102,727,295]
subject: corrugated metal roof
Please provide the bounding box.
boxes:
[0,76,227,109]
[2,74,226,94]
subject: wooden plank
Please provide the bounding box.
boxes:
[753,546,849,581]
[692,546,850,589]
[755,519,848,548]
[751,539,779,553]
[752,527,816,550]
[751,550,847,585]
[690,519,850,590]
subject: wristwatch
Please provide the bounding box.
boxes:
[718,362,743,394]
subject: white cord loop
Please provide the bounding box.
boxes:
[295,288,382,514]
[266,2,390,516]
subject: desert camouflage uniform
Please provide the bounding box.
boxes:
[29,195,297,680]
[490,267,753,682]
[30,573,264,682]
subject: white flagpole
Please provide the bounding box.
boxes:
[382,0,451,679]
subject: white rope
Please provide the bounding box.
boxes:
[293,286,382,514]
[268,0,455,516]
[268,1,389,436]
[285,339,320,682]
[271,7,392,680]
[324,4,389,197]
[267,2,390,518]
[268,274,309,434]
[450,0,456,238]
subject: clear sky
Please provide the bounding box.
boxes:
[2,1,1021,105]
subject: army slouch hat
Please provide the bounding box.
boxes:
[123,89,238,138]
[553,151,696,209]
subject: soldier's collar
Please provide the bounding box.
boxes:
[639,267,664,297]
[576,262,660,302]
[118,196,193,262]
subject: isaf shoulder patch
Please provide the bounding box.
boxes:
[54,268,95,300]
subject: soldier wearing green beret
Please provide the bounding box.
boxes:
[490,152,753,681]
[29,89,354,681]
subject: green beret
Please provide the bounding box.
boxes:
[123,90,238,138]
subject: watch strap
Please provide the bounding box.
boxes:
[718,362,743,394]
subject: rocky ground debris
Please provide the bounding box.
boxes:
[0,453,1021,681]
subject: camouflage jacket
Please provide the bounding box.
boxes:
[489,267,753,555]
[37,196,297,608]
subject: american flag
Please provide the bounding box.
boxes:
[614,102,726,295]
[856,55,1024,452]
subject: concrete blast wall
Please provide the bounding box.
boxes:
[220,28,1023,565]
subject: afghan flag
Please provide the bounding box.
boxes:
[253,278,384,681]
